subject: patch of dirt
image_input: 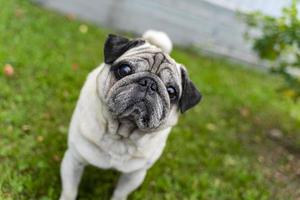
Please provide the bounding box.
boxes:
[257,129,300,199]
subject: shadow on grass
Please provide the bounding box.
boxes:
[78,167,120,200]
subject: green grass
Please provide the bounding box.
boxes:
[1,0,300,199]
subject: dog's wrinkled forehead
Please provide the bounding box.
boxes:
[114,43,182,85]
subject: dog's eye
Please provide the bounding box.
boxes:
[167,86,177,100]
[117,64,133,78]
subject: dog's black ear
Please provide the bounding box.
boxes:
[179,67,202,113]
[104,34,145,64]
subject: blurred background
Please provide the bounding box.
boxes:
[35,0,297,64]
[1,0,300,199]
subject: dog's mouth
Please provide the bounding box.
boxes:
[118,99,161,131]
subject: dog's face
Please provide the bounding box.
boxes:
[101,34,201,131]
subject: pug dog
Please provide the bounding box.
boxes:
[59,30,201,200]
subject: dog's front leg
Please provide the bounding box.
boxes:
[111,169,147,200]
[59,149,86,200]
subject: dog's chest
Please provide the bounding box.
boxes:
[75,117,171,172]
[99,128,170,172]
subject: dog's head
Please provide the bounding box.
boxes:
[101,34,201,131]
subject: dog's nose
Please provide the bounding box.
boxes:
[138,78,157,92]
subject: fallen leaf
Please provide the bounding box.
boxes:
[37,135,44,142]
[21,124,31,132]
[239,107,250,117]
[3,64,14,76]
[79,24,88,33]
[53,155,60,162]
[72,63,79,70]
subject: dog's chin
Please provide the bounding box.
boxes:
[118,101,162,132]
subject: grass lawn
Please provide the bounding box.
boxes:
[1,0,300,199]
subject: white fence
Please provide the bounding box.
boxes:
[36,0,292,65]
